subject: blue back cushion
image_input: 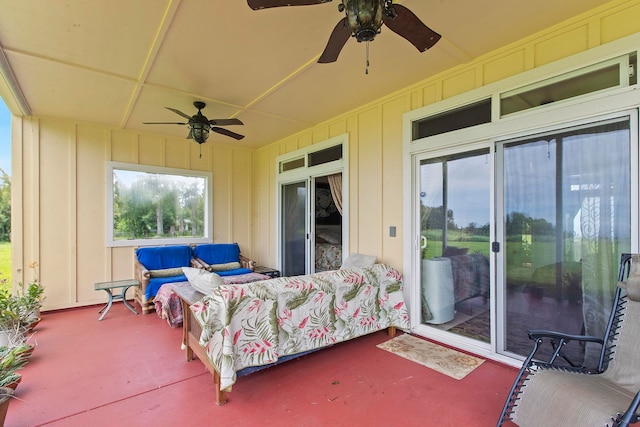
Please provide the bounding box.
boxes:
[193,243,240,265]
[135,245,192,270]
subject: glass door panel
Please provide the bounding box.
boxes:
[281,181,308,277]
[314,174,343,272]
[420,150,491,343]
[501,118,631,366]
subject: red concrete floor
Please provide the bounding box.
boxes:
[7,302,517,427]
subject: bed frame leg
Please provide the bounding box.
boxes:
[387,326,397,337]
[213,371,227,405]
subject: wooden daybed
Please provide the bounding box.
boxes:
[174,263,409,405]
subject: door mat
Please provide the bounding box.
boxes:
[377,334,485,380]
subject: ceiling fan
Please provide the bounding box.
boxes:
[247,0,441,65]
[143,101,245,146]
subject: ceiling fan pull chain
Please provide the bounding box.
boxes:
[365,41,370,75]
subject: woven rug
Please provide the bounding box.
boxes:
[377,334,485,380]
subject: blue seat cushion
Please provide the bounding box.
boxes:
[145,275,187,300]
[193,243,241,265]
[217,268,252,277]
[135,245,192,270]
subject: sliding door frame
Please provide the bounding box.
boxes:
[275,134,349,275]
[403,36,640,367]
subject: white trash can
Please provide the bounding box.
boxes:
[421,257,455,324]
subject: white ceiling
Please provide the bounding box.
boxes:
[0,0,612,149]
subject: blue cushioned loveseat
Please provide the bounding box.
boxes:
[133,243,255,314]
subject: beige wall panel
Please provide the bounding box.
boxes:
[188,146,211,172]
[252,149,273,265]
[442,69,476,99]
[345,115,359,253]
[111,247,135,300]
[600,2,640,43]
[534,25,590,67]
[165,138,189,169]
[110,130,137,163]
[329,121,347,137]
[212,146,231,242]
[298,133,313,149]
[355,107,382,257]
[19,118,38,281]
[138,134,164,166]
[231,149,252,251]
[38,119,74,308]
[421,84,439,107]
[75,124,109,303]
[284,139,299,153]
[483,50,528,85]
[381,97,406,270]
[312,128,330,144]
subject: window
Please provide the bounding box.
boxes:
[106,162,212,247]
[500,54,636,116]
[412,99,492,140]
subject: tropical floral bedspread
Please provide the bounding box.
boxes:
[190,264,410,391]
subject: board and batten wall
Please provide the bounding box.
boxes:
[12,117,255,310]
[11,0,640,311]
[250,0,640,273]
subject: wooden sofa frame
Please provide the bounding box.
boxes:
[173,284,397,405]
[133,245,257,314]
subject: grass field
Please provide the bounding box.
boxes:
[0,241,10,286]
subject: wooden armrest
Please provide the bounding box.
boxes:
[239,254,256,270]
[191,257,212,271]
[133,259,151,293]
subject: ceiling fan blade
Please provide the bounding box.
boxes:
[382,4,441,52]
[318,18,351,64]
[211,127,245,140]
[143,121,188,125]
[208,118,244,126]
[165,107,193,120]
[248,0,331,10]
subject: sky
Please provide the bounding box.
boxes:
[0,100,10,176]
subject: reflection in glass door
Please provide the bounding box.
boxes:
[281,181,307,277]
[500,118,631,366]
[420,150,491,343]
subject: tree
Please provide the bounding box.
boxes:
[0,169,10,241]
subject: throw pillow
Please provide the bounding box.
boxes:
[340,253,376,269]
[182,267,225,294]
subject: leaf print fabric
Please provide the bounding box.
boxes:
[191,264,410,391]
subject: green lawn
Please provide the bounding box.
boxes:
[0,241,10,288]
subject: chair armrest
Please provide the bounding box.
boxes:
[526,329,604,370]
[191,257,212,271]
[527,330,604,344]
[239,254,256,271]
[134,259,151,291]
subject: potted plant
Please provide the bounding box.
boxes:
[0,344,30,390]
[0,386,14,426]
[18,261,45,327]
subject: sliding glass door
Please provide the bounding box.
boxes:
[281,181,308,277]
[412,113,635,365]
[419,150,492,343]
[499,117,632,364]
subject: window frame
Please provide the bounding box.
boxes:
[105,161,213,247]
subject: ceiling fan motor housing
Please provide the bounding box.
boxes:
[343,0,383,42]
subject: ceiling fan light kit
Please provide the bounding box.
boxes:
[248,0,441,64]
[144,101,244,155]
